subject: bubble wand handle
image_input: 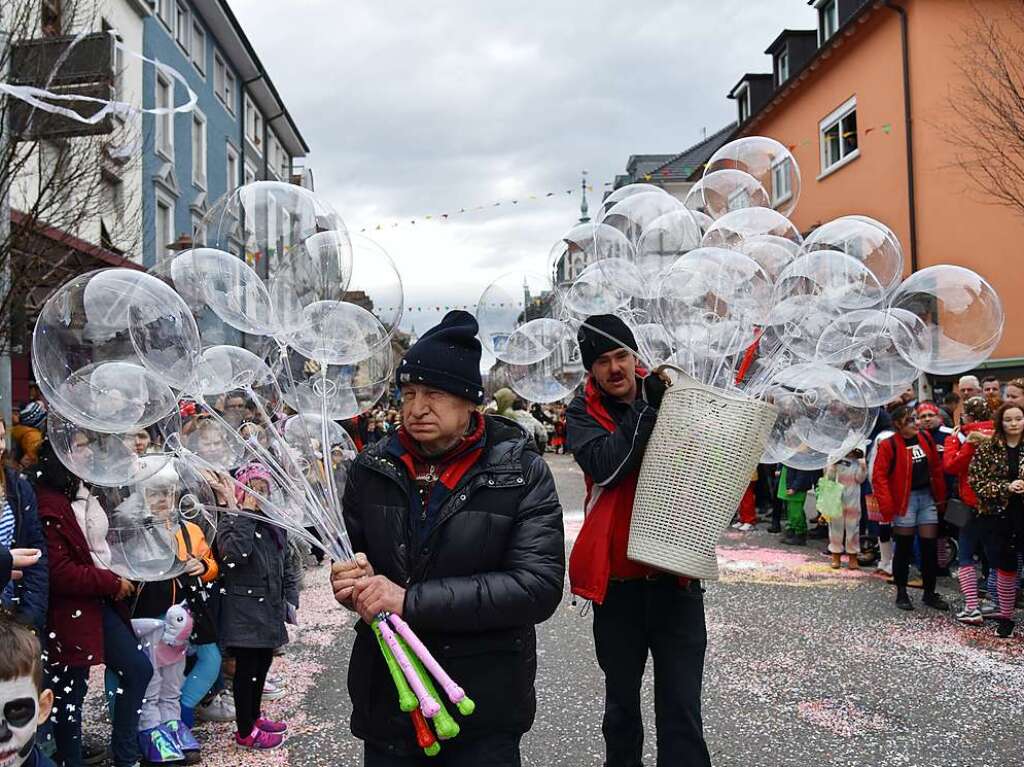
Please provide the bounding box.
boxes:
[396,634,462,740]
[387,612,474,713]
[409,710,440,757]
[372,620,418,713]
[376,614,441,718]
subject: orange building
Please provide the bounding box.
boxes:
[724,0,1024,376]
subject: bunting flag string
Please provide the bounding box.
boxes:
[641,121,895,181]
[355,185,594,233]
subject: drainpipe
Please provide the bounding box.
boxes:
[882,0,918,273]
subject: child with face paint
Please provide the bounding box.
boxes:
[0,619,56,767]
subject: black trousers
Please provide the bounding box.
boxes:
[364,733,522,766]
[592,577,712,767]
[230,646,275,736]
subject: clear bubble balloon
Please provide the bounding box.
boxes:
[765,363,872,465]
[704,136,801,217]
[343,234,404,341]
[596,183,669,222]
[701,207,803,252]
[692,169,771,220]
[178,411,250,472]
[33,269,199,433]
[735,235,801,284]
[476,271,556,363]
[287,300,390,366]
[656,247,773,357]
[815,309,924,395]
[48,409,179,487]
[169,249,275,336]
[564,258,646,317]
[94,459,218,581]
[601,192,685,246]
[803,216,904,294]
[635,209,703,287]
[548,222,635,287]
[507,332,585,403]
[199,180,352,310]
[888,265,1004,375]
[276,343,392,420]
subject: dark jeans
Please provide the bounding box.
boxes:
[364,733,522,766]
[52,605,152,767]
[230,646,275,736]
[592,577,711,767]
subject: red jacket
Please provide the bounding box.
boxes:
[38,485,121,666]
[871,429,947,524]
[567,377,654,603]
[942,421,994,508]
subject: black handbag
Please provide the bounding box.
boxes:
[943,498,974,528]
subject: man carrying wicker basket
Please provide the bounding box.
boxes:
[566,314,711,767]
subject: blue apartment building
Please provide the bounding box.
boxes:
[140,0,309,267]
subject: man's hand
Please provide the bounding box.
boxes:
[330,553,374,608]
[182,558,206,577]
[1009,479,1024,494]
[642,372,670,410]
[8,548,41,581]
[352,575,406,623]
[967,430,991,445]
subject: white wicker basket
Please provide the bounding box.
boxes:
[628,374,778,580]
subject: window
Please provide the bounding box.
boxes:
[175,1,189,51]
[156,193,176,262]
[777,48,789,85]
[191,211,206,244]
[819,96,858,175]
[191,21,206,73]
[41,0,62,36]
[727,188,751,213]
[818,0,838,44]
[155,71,174,159]
[102,20,124,106]
[226,143,239,191]
[770,157,792,207]
[279,150,290,180]
[245,96,263,149]
[735,84,750,123]
[157,0,173,30]
[225,70,236,112]
[191,110,207,189]
[244,161,257,186]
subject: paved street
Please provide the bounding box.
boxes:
[87,454,1024,766]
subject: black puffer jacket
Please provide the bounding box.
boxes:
[343,416,565,754]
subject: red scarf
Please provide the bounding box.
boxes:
[396,412,486,494]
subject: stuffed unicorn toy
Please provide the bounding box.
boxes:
[132,603,201,763]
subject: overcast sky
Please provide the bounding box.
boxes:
[232,0,812,336]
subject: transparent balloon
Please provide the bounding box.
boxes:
[704,136,801,217]
[701,207,803,252]
[199,180,352,312]
[548,222,635,288]
[476,271,556,363]
[48,409,179,487]
[888,265,1004,375]
[635,209,703,288]
[33,269,200,433]
[764,363,873,466]
[601,192,685,246]
[169,249,275,336]
[596,183,669,222]
[692,169,771,220]
[656,247,773,357]
[275,343,392,420]
[93,459,218,581]
[507,333,585,403]
[802,216,904,294]
[815,309,924,396]
[564,259,647,317]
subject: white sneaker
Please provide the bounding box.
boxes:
[738,523,754,531]
[731,522,743,530]
[980,600,999,617]
[263,677,286,701]
[195,689,236,723]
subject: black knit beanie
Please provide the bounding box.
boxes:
[396,310,484,404]
[578,314,638,370]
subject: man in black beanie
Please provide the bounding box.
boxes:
[330,311,565,766]
[567,313,711,767]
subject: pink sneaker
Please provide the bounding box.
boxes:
[235,726,284,750]
[256,715,288,734]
